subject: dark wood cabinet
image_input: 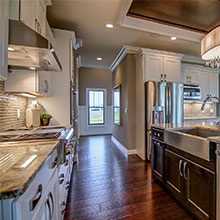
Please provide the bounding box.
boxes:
[164,148,215,220]
[164,149,184,201]
[184,161,215,220]
[151,126,216,219]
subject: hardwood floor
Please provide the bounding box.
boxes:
[64,135,193,220]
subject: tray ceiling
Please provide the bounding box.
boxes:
[128,0,220,33]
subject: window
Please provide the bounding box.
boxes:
[113,84,121,125]
[88,90,105,125]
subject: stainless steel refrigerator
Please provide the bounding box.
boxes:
[145,81,184,160]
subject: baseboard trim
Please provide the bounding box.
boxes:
[111,136,137,157]
[128,149,137,155]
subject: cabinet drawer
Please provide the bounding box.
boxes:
[13,149,58,220]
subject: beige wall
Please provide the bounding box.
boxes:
[0,81,27,131]
[112,54,136,150]
[79,67,112,106]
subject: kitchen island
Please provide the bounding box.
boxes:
[151,122,220,220]
[0,127,76,220]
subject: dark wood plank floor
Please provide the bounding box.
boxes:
[64,135,193,220]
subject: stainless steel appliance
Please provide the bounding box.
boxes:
[183,84,201,100]
[145,81,183,160]
[8,20,62,72]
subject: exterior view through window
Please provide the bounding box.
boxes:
[88,90,105,125]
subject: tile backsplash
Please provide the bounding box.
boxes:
[184,102,217,118]
[0,81,27,131]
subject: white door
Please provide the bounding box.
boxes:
[209,72,219,97]
[0,0,9,80]
[145,54,163,81]
[164,57,181,82]
[199,71,209,101]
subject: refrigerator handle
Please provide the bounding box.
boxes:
[165,85,169,123]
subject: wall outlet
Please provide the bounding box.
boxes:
[210,108,214,113]
[17,109,20,119]
[124,108,127,114]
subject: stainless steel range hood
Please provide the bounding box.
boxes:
[8,20,62,72]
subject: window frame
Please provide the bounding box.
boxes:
[86,88,106,126]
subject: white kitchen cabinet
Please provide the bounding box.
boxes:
[209,72,219,98]
[182,64,219,101]
[142,50,183,82]
[182,67,199,84]
[9,0,49,38]
[164,56,181,82]
[198,71,209,101]
[0,0,9,80]
[5,70,52,97]
[145,54,163,81]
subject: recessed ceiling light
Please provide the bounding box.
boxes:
[8,47,15,52]
[97,57,102,61]
[106,24,114,28]
[29,67,36,70]
[171,36,177,41]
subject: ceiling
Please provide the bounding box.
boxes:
[128,0,220,33]
[47,0,204,69]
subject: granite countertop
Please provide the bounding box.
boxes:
[0,139,60,199]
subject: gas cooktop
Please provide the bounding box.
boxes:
[0,126,65,142]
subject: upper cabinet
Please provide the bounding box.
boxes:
[5,70,52,97]
[9,0,50,37]
[182,64,219,101]
[136,49,183,83]
[0,0,9,80]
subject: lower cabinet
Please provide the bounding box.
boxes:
[164,148,215,220]
[184,161,215,220]
[164,149,184,201]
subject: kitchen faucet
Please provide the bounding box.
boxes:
[201,95,220,111]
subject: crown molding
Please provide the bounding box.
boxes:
[135,48,184,60]
[109,45,140,72]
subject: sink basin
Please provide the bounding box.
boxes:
[164,126,219,161]
[176,127,220,138]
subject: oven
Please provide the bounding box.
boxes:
[183,84,201,100]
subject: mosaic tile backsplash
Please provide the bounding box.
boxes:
[0,81,27,131]
[184,102,217,118]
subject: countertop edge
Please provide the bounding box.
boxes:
[0,141,60,200]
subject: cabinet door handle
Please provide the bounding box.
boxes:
[48,192,54,220]
[183,162,188,180]
[46,197,52,220]
[51,156,58,169]
[59,174,65,185]
[29,184,43,211]
[179,160,183,177]
[65,181,70,190]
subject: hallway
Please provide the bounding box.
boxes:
[64,135,192,220]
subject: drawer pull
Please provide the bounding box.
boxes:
[179,160,183,177]
[29,184,42,211]
[60,201,66,215]
[65,160,69,167]
[51,156,58,169]
[65,181,70,190]
[183,162,188,180]
[59,174,65,185]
